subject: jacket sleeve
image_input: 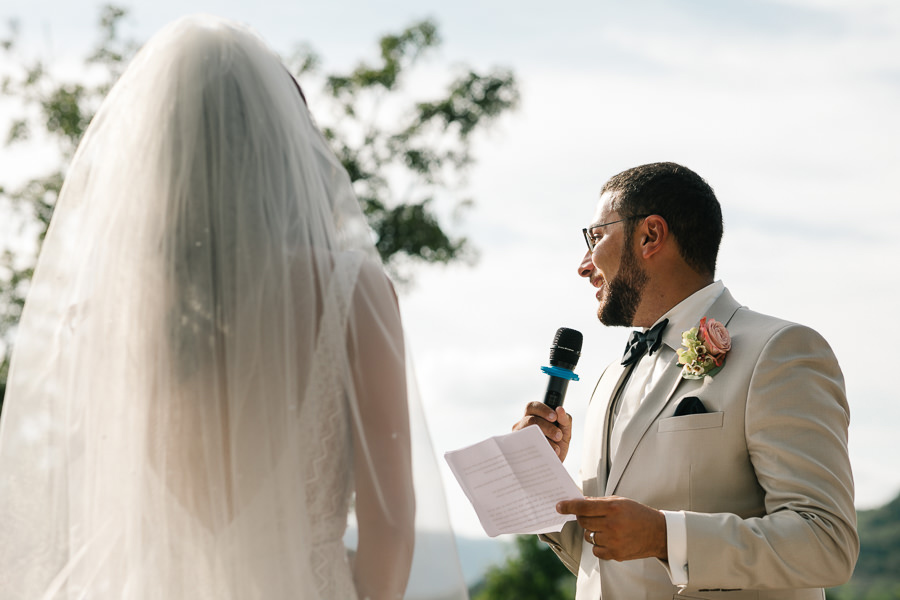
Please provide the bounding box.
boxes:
[683,323,858,590]
[539,519,584,576]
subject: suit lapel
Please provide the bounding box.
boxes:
[604,356,686,495]
[706,288,741,329]
[581,361,631,497]
[603,289,743,495]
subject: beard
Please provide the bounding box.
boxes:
[597,245,648,327]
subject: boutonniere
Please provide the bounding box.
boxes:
[676,317,731,379]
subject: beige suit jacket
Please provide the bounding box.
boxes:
[542,288,858,599]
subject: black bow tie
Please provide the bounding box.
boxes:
[621,319,669,366]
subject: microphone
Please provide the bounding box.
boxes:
[541,327,583,409]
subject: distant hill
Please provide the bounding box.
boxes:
[830,491,900,599]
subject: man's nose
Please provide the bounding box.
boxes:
[578,250,594,278]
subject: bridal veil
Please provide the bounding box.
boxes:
[0,15,467,600]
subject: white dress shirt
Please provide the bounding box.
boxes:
[607,280,725,586]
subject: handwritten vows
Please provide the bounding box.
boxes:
[444,425,583,537]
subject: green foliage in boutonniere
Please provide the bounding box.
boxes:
[677,317,732,380]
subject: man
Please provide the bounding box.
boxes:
[514,162,857,599]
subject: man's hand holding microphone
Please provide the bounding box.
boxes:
[512,327,581,461]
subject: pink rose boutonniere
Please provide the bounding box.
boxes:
[676,317,732,380]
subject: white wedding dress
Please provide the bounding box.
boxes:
[0,15,467,600]
[302,251,362,599]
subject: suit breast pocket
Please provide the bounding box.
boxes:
[658,411,724,432]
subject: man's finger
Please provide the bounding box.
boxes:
[518,416,564,442]
[556,497,612,516]
[525,401,558,422]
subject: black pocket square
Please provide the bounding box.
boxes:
[673,396,707,416]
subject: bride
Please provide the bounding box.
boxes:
[0,15,466,600]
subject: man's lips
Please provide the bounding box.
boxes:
[592,277,606,300]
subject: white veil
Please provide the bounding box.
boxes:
[0,15,467,600]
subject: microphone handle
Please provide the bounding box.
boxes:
[543,375,570,409]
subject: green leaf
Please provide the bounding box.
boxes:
[374,200,465,265]
[42,84,89,145]
[5,119,29,144]
[288,42,320,75]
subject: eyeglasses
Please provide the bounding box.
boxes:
[582,215,649,252]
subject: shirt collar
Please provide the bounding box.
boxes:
[651,280,726,352]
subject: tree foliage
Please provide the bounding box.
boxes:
[470,535,575,600]
[289,19,518,275]
[0,6,519,409]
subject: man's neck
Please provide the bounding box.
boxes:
[632,275,714,329]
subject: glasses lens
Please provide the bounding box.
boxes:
[583,228,593,251]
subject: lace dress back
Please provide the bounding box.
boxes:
[299,251,364,598]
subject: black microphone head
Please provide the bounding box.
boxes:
[549,327,583,371]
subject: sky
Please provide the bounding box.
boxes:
[1,0,899,542]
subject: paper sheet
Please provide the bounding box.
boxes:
[444,425,583,537]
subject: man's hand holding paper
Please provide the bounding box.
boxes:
[444,424,582,537]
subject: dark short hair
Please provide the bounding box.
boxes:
[602,162,723,275]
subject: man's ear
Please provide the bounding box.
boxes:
[639,215,668,259]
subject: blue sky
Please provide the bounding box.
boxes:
[2,0,898,540]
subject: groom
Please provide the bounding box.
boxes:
[513,162,858,599]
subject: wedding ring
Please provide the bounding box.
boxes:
[589,531,596,545]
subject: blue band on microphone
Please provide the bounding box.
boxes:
[541,366,580,381]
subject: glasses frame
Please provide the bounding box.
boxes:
[582,214,650,252]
